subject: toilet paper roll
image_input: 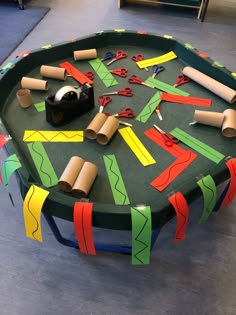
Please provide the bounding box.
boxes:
[85,113,108,139]
[193,110,224,128]
[222,109,236,138]
[96,115,120,145]
[73,49,97,61]
[40,65,67,80]
[16,88,33,108]
[182,66,236,104]
[72,161,98,198]
[58,156,85,192]
[21,77,48,91]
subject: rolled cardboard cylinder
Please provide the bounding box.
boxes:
[85,113,108,139]
[182,66,236,104]
[72,161,98,198]
[73,49,97,61]
[58,156,85,192]
[96,115,120,145]
[21,77,48,91]
[40,65,67,80]
[193,110,224,128]
[222,109,236,138]
[16,88,33,108]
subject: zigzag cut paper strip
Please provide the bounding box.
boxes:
[23,130,84,142]
[136,51,177,69]
[136,92,161,123]
[73,202,96,255]
[88,58,118,87]
[145,77,190,96]
[59,61,93,86]
[160,92,212,107]
[220,158,236,208]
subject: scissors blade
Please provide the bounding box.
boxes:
[153,124,165,134]
[155,106,163,120]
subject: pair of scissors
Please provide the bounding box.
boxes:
[128,75,154,89]
[101,51,116,61]
[114,107,135,118]
[83,71,94,80]
[132,54,148,71]
[106,50,128,66]
[110,68,128,78]
[151,65,165,78]
[104,112,133,127]
[155,104,163,120]
[174,74,190,87]
[153,124,179,147]
[103,87,133,97]
[98,95,112,112]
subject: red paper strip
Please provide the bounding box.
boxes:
[221,158,236,208]
[151,150,197,191]
[197,51,209,58]
[144,128,186,158]
[73,202,96,255]
[168,192,189,243]
[160,92,211,107]
[0,134,8,149]
[59,61,94,86]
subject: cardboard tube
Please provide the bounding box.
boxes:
[222,109,236,138]
[21,77,48,91]
[85,113,108,139]
[16,88,33,108]
[58,156,85,192]
[96,116,120,145]
[73,49,97,61]
[72,161,98,198]
[40,65,67,80]
[193,110,224,128]
[182,66,236,104]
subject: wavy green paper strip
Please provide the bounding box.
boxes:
[131,205,152,265]
[103,155,130,205]
[1,154,22,191]
[197,175,216,223]
[136,92,161,123]
[145,77,190,96]
[88,58,118,87]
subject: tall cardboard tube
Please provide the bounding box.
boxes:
[182,66,236,104]
[222,109,236,138]
[16,88,33,108]
[72,161,98,198]
[96,115,120,145]
[85,113,108,139]
[73,49,97,61]
[21,77,48,91]
[58,156,85,192]
[193,110,224,128]
[40,65,67,80]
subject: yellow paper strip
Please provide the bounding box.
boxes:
[23,185,49,242]
[118,127,156,166]
[23,130,84,142]
[136,51,177,69]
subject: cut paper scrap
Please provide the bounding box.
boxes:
[27,142,58,188]
[23,130,84,142]
[197,175,216,223]
[136,51,177,69]
[136,92,161,123]
[0,134,8,149]
[145,77,190,96]
[151,150,197,192]
[131,205,152,265]
[88,58,118,87]
[160,93,212,107]
[103,154,130,205]
[1,153,22,191]
[168,192,189,243]
[170,128,225,164]
[34,101,45,112]
[220,158,236,208]
[118,127,156,167]
[23,185,49,242]
[73,202,96,255]
[59,61,93,86]
[144,127,186,158]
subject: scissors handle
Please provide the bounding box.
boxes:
[83,71,94,80]
[106,50,128,65]
[152,65,165,78]
[132,54,144,62]
[163,134,179,146]
[128,75,142,84]
[110,68,128,78]
[98,95,112,112]
[115,107,135,118]
[117,88,133,96]
[174,74,190,87]
[101,51,115,61]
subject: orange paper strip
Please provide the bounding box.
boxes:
[221,158,236,208]
[73,202,96,255]
[59,61,93,86]
[168,192,189,243]
[160,93,212,107]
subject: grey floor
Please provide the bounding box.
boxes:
[1,1,236,314]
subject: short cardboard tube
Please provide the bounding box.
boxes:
[40,65,67,80]
[222,109,236,138]
[96,116,120,145]
[73,49,97,61]
[21,77,48,91]
[85,113,108,139]
[16,88,33,108]
[193,110,224,128]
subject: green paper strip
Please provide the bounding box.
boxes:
[34,102,45,112]
[1,154,22,191]
[136,92,161,123]
[213,61,224,68]
[197,175,216,223]
[88,58,118,87]
[27,142,58,187]
[103,155,130,205]
[184,43,195,49]
[145,77,190,96]
[131,205,152,265]
[170,128,225,164]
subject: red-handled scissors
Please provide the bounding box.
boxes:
[98,95,112,112]
[110,68,128,78]
[106,50,128,66]
[174,74,190,87]
[83,71,94,80]
[114,107,135,118]
[103,87,133,97]
[128,75,154,89]
[132,54,148,71]
[153,124,179,147]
